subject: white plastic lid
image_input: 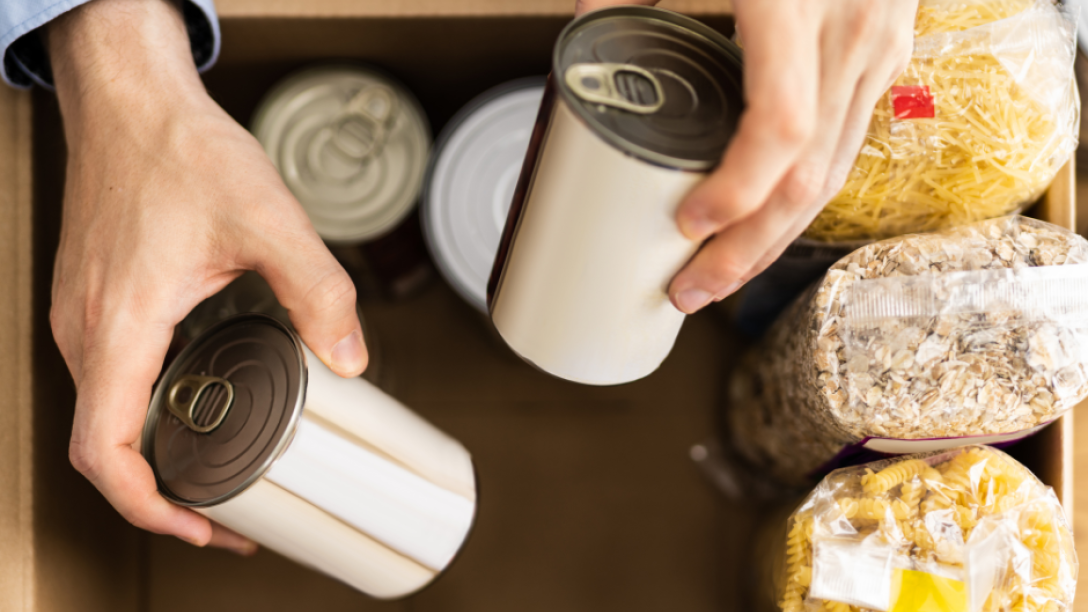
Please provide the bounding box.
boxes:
[252,65,431,244]
[423,79,545,313]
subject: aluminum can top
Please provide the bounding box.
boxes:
[252,65,431,244]
[555,6,743,171]
[143,315,306,506]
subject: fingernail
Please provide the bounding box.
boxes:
[713,281,744,302]
[231,540,259,557]
[676,288,713,314]
[181,535,205,548]
[681,216,719,241]
[331,330,364,375]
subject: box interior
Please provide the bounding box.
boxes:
[26,13,1071,612]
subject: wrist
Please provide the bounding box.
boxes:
[48,0,210,137]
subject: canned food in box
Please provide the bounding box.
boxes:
[144,315,476,598]
[488,7,744,385]
[252,65,433,299]
[423,78,545,314]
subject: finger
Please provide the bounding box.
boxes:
[209,522,259,556]
[670,9,871,311]
[670,190,827,313]
[70,314,214,546]
[246,194,367,378]
[822,13,915,216]
[737,44,913,289]
[742,215,819,288]
[575,0,657,16]
[675,1,821,242]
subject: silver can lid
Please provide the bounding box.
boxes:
[143,315,307,506]
[423,79,546,313]
[252,65,432,244]
[556,6,743,171]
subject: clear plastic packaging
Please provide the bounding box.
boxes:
[806,0,1079,243]
[777,446,1076,612]
[728,217,1088,486]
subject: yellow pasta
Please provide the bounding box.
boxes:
[781,513,814,612]
[861,458,931,495]
[914,0,1036,36]
[806,0,1077,242]
[776,446,1077,612]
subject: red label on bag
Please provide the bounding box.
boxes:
[892,85,935,119]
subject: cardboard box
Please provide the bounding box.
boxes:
[0,2,1077,611]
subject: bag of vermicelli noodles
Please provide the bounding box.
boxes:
[805,0,1078,243]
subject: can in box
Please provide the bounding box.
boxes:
[144,315,476,598]
[423,78,545,314]
[487,7,744,385]
[252,65,433,299]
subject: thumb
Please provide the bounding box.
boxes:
[250,222,367,378]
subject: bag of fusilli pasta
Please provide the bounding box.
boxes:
[776,446,1076,612]
[805,0,1078,243]
[727,217,1088,486]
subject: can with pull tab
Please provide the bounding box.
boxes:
[487,7,744,385]
[252,65,433,300]
[143,314,476,598]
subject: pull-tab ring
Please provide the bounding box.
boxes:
[167,375,235,434]
[330,85,398,162]
[565,63,665,114]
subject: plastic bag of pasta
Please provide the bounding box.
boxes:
[727,216,1088,486]
[776,446,1076,612]
[806,0,1078,243]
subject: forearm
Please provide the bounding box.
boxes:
[47,0,208,142]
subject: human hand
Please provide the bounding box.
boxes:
[48,0,367,553]
[576,0,917,313]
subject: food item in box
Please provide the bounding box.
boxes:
[806,0,1078,243]
[488,6,744,385]
[729,217,1088,485]
[252,65,433,299]
[777,447,1076,612]
[145,315,476,598]
[423,78,544,314]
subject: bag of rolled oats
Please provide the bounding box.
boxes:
[727,216,1088,487]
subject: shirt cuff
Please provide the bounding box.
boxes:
[1,0,220,90]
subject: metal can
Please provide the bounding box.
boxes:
[487,7,744,385]
[144,315,476,598]
[252,65,433,299]
[422,78,546,314]
[174,271,391,391]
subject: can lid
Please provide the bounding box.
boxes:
[555,7,743,171]
[252,65,432,244]
[423,79,546,313]
[143,314,307,506]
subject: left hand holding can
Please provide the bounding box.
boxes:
[579,0,918,314]
[46,0,368,555]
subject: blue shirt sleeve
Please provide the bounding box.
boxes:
[1,0,220,89]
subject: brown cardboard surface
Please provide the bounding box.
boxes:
[0,83,34,612]
[214,0,732,18]
[1073,174,1088,612]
